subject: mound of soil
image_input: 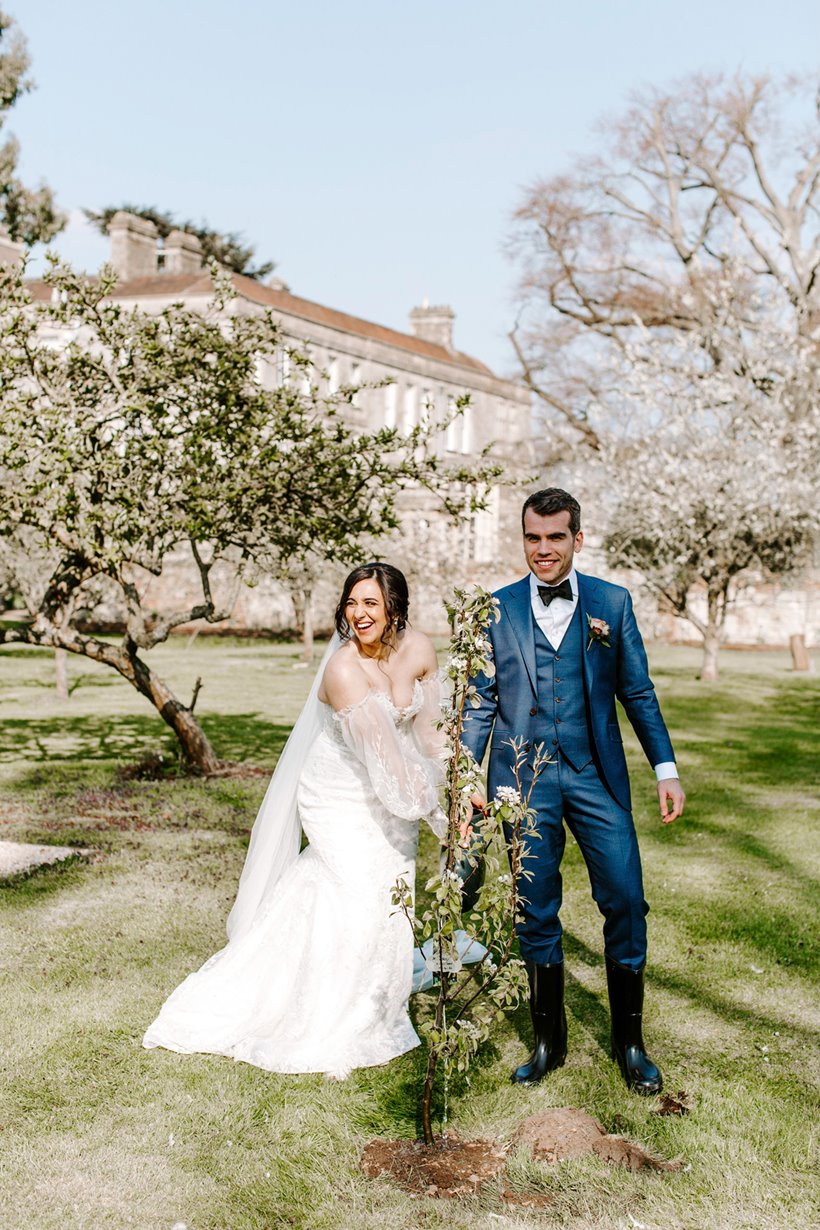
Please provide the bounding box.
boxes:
[361,1130,506,1198]
[513,1107,683,1173]
[362,1107,682,1199]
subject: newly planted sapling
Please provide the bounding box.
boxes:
[393,585,549,1145]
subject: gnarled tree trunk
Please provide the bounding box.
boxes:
[2,620,222,774]
[123,643,221,773]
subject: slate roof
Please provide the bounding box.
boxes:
[25,271,496,377]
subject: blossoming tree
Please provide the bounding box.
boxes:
[0,259,499,771]
[508,73,820,674]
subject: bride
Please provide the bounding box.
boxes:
[143,563,446,1078]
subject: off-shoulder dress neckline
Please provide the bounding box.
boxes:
[331,676,427,722]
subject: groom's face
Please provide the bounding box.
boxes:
[523,509,583,585]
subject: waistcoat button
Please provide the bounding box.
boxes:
[529,707,537,716]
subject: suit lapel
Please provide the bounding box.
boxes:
[501,577,537,697]
[576,571,596,696]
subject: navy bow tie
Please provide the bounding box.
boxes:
[537,579,573,606]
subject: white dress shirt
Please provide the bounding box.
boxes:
[528,569,677,783]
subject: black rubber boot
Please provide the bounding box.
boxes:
[510,960,567,1085]
[605,956,662,1096]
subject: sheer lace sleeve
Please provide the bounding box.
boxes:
[337,692,446,835]
[412,671,447,759]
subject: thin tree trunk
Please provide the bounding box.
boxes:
[699,589,723,681]
[789,633,810,672]
[421,978,448,1146]
[301,592,314,664]
[55,648,69,701]
[700,633,720,681]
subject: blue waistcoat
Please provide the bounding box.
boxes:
[532,604,593,772]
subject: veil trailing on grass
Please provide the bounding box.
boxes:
[225,634,341,943]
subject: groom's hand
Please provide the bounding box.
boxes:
[657,778,685,824]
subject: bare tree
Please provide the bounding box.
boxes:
[509,73,820,674]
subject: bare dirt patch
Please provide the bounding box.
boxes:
[361,1131,507,1198]
[362,1107,683,1199]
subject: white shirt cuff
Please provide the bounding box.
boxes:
[654,762,678,781]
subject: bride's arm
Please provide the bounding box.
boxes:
[322,642,445,834]
[413,672,447,758]
[337,694,444,826]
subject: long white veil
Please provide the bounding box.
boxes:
[225,634,341,943]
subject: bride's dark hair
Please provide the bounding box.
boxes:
[335,563,409,646]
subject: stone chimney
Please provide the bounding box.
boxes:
[409,300,455,351]
[109,211,158,280]
[0,227,24,267]
[164,228,203,275]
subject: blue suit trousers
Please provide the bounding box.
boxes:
[511,755,649,970]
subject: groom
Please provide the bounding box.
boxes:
[463,488,685,1094]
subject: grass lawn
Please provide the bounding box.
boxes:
[1,638,818,1230]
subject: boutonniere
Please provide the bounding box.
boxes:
[586,614,611,652]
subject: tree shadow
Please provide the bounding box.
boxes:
[0,713,292,771]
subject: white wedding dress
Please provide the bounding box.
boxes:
[143,648,445,1079]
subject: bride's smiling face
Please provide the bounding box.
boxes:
[346,579,388,647]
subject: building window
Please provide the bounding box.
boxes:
[275,347,291,385]
[327,355,340,392]
[384,381,398,428]
[420,387,432,428]
[471,487,500,563]
[403,384,417,431]
[445,394,461,452]
[350,362,363,407]
[461,401,475,454]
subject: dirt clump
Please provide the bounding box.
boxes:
[361,1130,506,1198]
[513,1107,683,1173]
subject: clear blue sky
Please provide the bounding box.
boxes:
[10,0,819,375]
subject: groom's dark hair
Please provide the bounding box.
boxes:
[522,488,581,536]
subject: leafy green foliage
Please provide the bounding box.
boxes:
[0,8,65,245]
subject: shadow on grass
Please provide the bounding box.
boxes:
[563,931,820,1054]
[0,713,292,770]
[0,856,91,907]
[661,676,820,787]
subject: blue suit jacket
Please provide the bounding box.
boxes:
[461,572,675,811]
